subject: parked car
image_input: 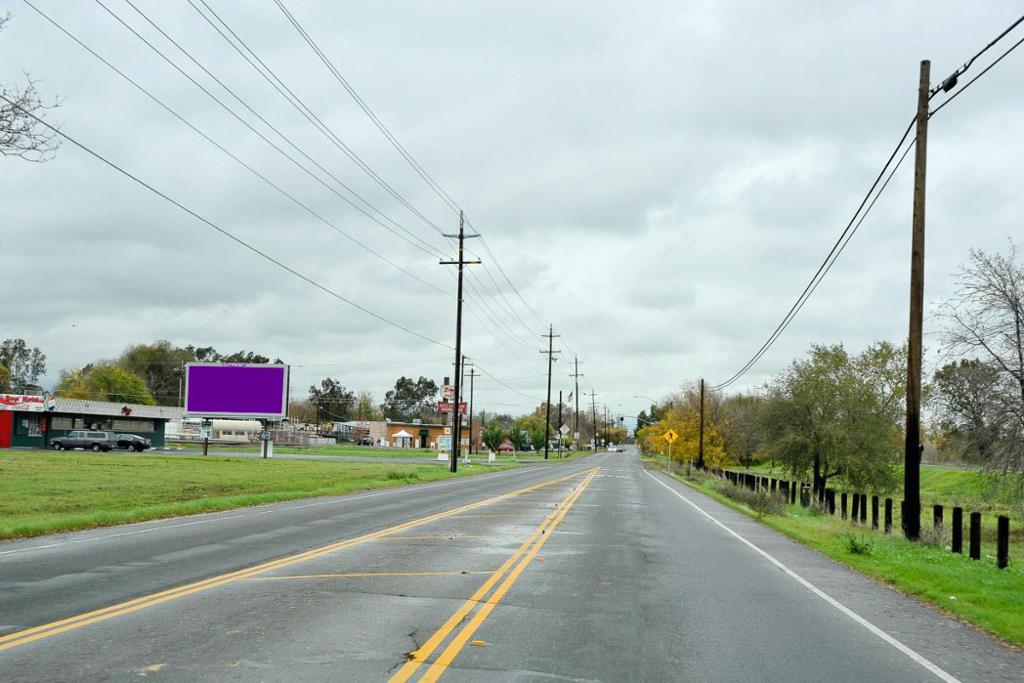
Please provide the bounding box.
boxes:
[116,434,152,452]
[50,431,118,452]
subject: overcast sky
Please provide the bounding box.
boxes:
[2,1,1022,425]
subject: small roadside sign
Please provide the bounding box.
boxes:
[559,424,570,436]
[663,428,678,444]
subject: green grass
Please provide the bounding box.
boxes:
[650,460,1024,647]
[0,450,512,541]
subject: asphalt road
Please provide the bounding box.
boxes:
[1,449,1021,681]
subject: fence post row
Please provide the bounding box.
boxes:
[717,471,1009,570]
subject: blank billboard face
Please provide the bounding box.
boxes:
[184,364,288,419]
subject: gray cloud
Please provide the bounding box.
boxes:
[2,0,1022,422]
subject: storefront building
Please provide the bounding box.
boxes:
[0,394,184,449]
[377,420,480,451]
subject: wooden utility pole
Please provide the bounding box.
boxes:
[570,357,583,450]
[697,378,706,469]
[588,390,598,450]
[541,326,561,460]
[557,389,563,456]
[440,211,480,472]
[904,60,930,540]
[467,366,478,454]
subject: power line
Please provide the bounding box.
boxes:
[929,13,1024,98]
[81,0,446,261]
[0,92,452,350]
[272,0,461,217]
[710,118,916,391]
[268,0,566,354]
[186,0,450,242]
[27,1,449,298]
[930,34,1024,117]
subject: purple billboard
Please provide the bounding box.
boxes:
[184,363,289,419]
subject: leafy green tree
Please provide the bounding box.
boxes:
[515,413,547,450]
[508,425,529,451]
[355,391,382,421]
[0,338,46,393]
[761,343,902,493]
[55,363,155,405]
[117,340,195,406]
[0,364,9,392]
[381,376,438,421]
[288,399,317,424]
[309,378,355,422]
[931,359,1002,463]
[720,393,766,465]
[482,418,505,451]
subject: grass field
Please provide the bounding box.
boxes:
[0,450,512,541]
[652,461,1024,647]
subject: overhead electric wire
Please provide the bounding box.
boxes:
[929,12,1024,99]
[186,0,450,242]
[272,0,462,217]
[0,92,452,350]
[26,1,448,298]
[121,0,445,260]
[270,0,571,355]
[710,117,917,391]
[929,33,1024,117]
[473,363,540,401]
[80,0,446,262]
[477,234,553,329]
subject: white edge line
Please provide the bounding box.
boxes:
[0,465,546,558]
[644,470,961,683]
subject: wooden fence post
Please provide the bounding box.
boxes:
[851,494,860,523]
[933,504,943,530]
[969,512,982,560]
[826,488,836,515]
[871,496,879,530]
[884,498,893,534]
[997,516,1009,569]
[841,492,848,520]
[860,495,867,524]
[951,507,963,553]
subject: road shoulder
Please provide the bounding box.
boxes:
[645,466,1024,683]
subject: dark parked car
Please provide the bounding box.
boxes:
[116,434,152,452]
[50,430,118,452]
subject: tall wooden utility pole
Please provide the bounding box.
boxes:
[904,60,930,540]
[588,390,598,450]
[557,389,563,456]
[467,366,478,454]
[440,211,479,472]
[570,357,583,450]
[697,378,706,469]
[541,326,560,460]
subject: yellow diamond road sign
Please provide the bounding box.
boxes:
[663,429,678,444]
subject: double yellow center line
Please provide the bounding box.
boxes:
[392,467,600,682]
[0,468,591,653]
